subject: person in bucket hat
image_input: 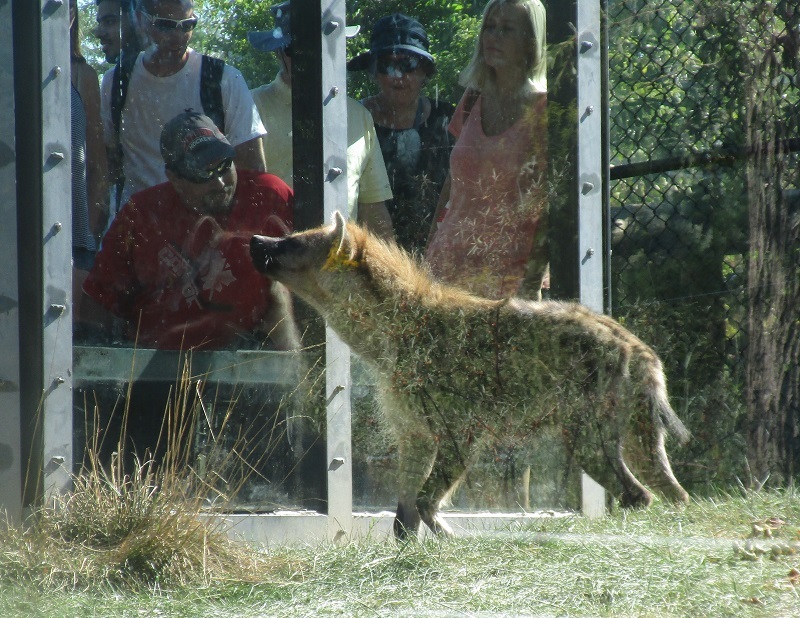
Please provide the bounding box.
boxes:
[346,14,435,74]
[247,2,394,239]
[348,14,454,255]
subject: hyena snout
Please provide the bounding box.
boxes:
[250,235,285,274]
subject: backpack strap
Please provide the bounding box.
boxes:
[200,55,226,134]
[110,52,137,212]
[110,52,138,140]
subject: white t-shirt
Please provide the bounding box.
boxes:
[250,73,392,220]
[101,49,266,209]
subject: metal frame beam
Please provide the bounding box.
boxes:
[1,0,22,521]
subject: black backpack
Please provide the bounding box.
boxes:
[110,53,226,209]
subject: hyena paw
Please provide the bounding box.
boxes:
[619,488,653,508]
[394,504,421,540]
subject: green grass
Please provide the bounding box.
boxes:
[2,489,800,616]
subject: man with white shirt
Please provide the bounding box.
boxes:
[101,0,267,215]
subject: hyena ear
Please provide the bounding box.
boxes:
[331,210,348,254]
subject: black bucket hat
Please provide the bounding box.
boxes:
[347,14,434,72]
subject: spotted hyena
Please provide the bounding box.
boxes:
[250,212,690,539]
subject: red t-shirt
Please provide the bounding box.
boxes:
[84,170,293,350]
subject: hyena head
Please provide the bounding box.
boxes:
[250,211,364,307]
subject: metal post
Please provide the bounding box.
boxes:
[576,0,604,312]
[0,0,22,522]
[38,0,73,502]
[576,0,607,517]
[291,0,352,540]
[547,0,608,516]
[13,0,73,509]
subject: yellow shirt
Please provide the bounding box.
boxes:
[251,73,392,220]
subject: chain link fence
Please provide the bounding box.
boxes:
[607,0,800,489]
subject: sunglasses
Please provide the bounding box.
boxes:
[179,158,234,183]
[140,11,198,33]
[375,55,422,75]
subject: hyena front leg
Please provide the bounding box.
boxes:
[393,430,439,540]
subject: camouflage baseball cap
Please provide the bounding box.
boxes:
[160,109,235,179]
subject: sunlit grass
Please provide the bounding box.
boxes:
[2,489,800,616]
[2,354,799,615]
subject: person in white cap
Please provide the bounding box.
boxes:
[248,1,394,239]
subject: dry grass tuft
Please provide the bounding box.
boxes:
[0,453,283,592]
[0,356,298,593]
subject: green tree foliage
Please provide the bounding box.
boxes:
[195,0,280,88]
[195,0,481,102]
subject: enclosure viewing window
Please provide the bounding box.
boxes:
[7,0,613,541]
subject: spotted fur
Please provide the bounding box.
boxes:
[251,212,690,538]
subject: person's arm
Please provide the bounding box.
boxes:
[233,136,267,173]
[258,281,302,351]
[74,269,122,340]
[358,201,394,240]
[518,209,549,301]
[425,171,451,251]
[76,63,110,239]
[80,205,138,336]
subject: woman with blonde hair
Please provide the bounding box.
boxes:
[426,0,549,300]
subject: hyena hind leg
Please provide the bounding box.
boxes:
[634,428,690,504]
[576,441,654,509]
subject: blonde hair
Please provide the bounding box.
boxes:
[459,0,547,93]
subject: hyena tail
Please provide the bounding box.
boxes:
[647,356,691,445]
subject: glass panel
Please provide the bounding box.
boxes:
[72,346,323,511]
[347,1,579,515]
[71,0,325,513]
[71,0,579,521]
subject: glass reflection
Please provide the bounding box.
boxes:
[72,0,566,518]
[73,0,308,512]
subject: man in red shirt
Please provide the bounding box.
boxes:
[81,110,300,474]
[84,109,298,350]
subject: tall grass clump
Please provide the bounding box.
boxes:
[0,355,297,592]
